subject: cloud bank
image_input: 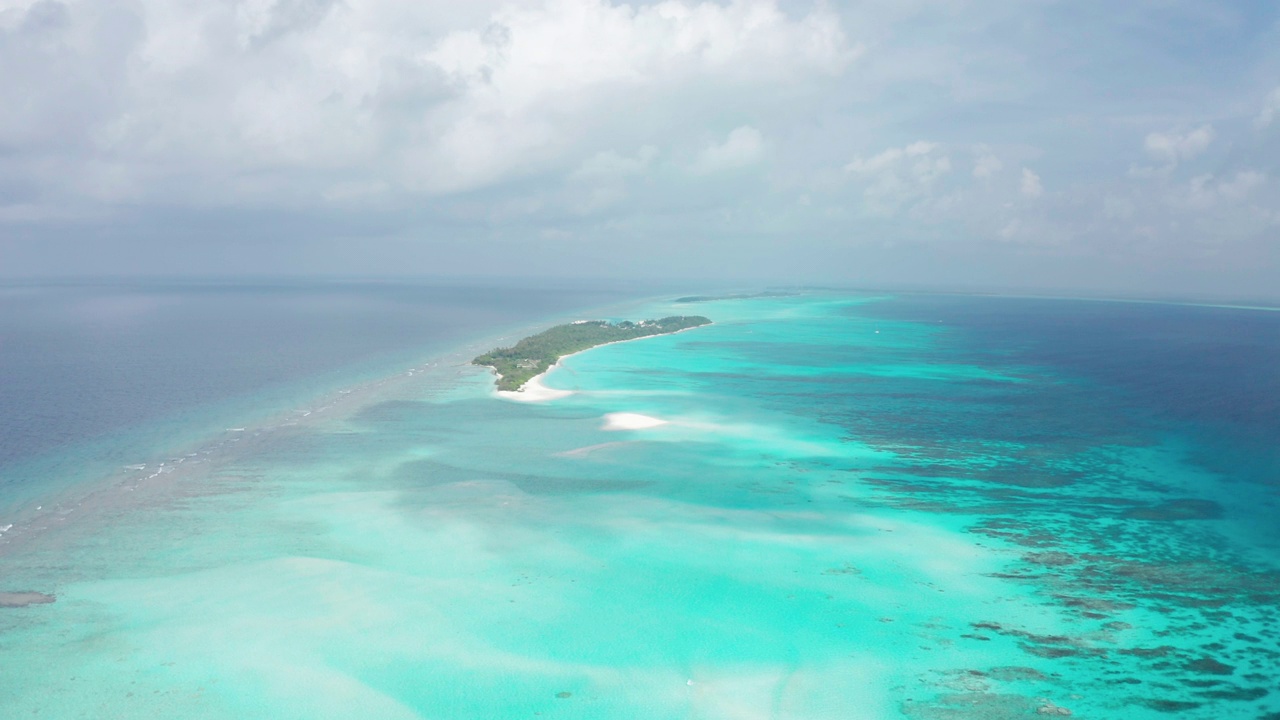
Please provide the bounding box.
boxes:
[2,0,1278,298]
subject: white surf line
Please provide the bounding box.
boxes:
[556,441,632,458]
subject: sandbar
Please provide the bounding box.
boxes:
[602,412,669,431]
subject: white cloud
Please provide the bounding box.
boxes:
[573,145,658,178]
[845,141,941,174]
[1187,170,1266,209]
[1257,87,1280,129]
[0,0,855,203]
[399,0,851,192]
[1144,124,1214,165]
[1217,171,1267,201]
[692,126,764,174]
[972,147,1003,180]
[567,145,659,212]
[845,141,951,214]
[1020,168,1043,198]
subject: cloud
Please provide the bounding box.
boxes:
[1187,171,1267,209]
[1020,168,1043,198]
[567,145,658,212]
[845,141,951,214]
[0,0,855,204]
[972,147,1003,180]
[573,146,658,179]
[3,0,1280,297]
[1144,125,1215,165]
[346,0,851,193]
[1257,88,1280,129]
[846,141,937,174]
[691,126,764,174]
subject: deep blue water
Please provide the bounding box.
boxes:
[860,295,1280,489]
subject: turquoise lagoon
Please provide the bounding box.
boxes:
[1,291,1278,719]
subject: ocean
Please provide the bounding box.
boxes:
[0,279,630,515]
[1,286,1277,719]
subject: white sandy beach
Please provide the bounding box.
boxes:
[495,374,574,402]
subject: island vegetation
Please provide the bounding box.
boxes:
[674,291,798,303]
[473,316,712,392]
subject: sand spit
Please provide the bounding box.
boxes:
[495,375,574,403]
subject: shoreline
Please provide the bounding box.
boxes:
[490,322,712,402]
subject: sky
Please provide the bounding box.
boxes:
[1,0,1278,299]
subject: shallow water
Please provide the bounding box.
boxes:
[1,291,1277,719]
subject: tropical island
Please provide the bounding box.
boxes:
[473,315,712,392]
